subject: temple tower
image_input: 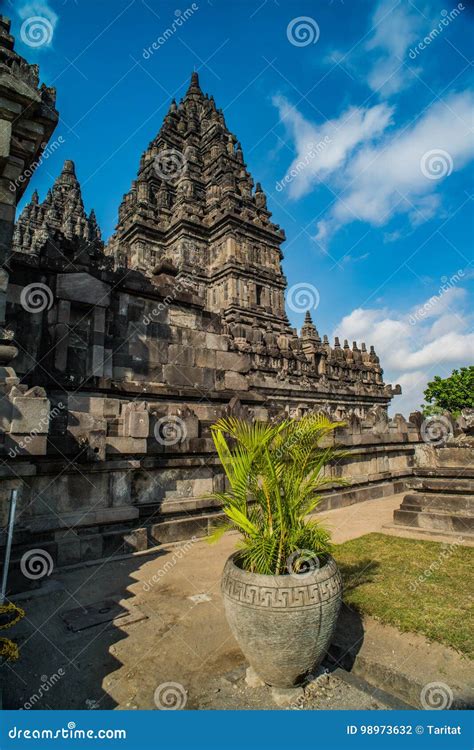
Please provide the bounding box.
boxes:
[106,72,292,334]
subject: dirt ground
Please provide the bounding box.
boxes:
[3,494,472,710]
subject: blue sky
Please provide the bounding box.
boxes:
[7,0,474,413]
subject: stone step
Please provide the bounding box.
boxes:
[410,476,474,494]
[393,508,474,535]
[400,492,474,514]
[414,467,474,479]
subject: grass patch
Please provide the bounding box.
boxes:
[334,532,473,658]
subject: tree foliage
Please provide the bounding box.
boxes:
[422,366,474,416]
[209,413,346,575]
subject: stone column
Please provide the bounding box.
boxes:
[0,16,58,377]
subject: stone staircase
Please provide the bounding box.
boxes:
[393,467,474,537]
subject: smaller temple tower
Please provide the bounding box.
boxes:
[13,160,104,268]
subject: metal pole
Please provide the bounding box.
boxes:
[0,489,18,604]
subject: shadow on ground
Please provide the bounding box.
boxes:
[324,559,380,674]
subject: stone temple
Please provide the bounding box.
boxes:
[12,71,399,413]
[1,17,471,589]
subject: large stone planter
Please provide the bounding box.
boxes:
[222,553,343,687]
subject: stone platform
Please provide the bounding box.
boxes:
[393,447,474,539]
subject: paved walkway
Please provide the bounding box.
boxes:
[320,493,474,545]
[4,494,472,710]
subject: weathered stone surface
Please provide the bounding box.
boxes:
[10,395,50,434]
[245,666,266,688]
[216,351,250,373]
[56,273,111,307]
[122,403,149,438]
[271,685,305,707]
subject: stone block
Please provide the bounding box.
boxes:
[123,527,148,553]
[80,534,104,562]
[55,534,82,566]
[0,395,13,432]
[195,348,216,368]
[123,407,149,438]
[87,430,106,461]
[110,472,132,506]
[206,332,229,351]
[56,273,111,307]
[163,364,215,391]
[181,329,206,348]
[68,411,107,434]
[10,395,50,434]
[150,516,209,544]
[169,308,197,327]
[103,350,113,379]
[99,398,121,417]
[5,434,48,456]
[216,351,250,372]
[168,344,195,367]
[106,437,147,453]
[91,345,105,376]
[147,339,169,363]
[224,372,248,391]
[0,119,12,160]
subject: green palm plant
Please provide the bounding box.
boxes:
[209,413,347,575]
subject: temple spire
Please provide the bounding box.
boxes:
[186,71,203,99]
[12,160,104,261]
[56,159,79,188]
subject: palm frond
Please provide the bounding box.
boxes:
[209,413,347,574]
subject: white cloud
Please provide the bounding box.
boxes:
[333,285,474,414]
[328,92,474,225]
[274,82,474,248]
[409,286,467,321]
[273,95,393,200]
[365,0,423,95]
[314,91,474,245]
